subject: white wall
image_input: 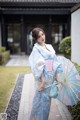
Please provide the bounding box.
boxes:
[71,8,80,65]
[0,23,2,47]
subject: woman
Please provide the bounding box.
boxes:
[29,27,63,120]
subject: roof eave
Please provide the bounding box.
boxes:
[71,3,80,13]
[1,8,70,15]
[0,2,77,8]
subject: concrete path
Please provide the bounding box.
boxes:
[6,55,29,66]
[6,55,72,120]
[17,73,72,120]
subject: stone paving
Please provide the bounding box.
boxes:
[17,73,72,120]
[6,55,29,66]
[6,55,72,120]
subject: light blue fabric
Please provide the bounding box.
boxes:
[29,43,63,120]
[30,88,51,120]
[29,46,45,78]
[49,81,59,98]
[53,55,63,73]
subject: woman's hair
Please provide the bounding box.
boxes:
[32,27,45,42]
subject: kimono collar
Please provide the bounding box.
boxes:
[34,43,55,55]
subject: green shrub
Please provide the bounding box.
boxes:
[0,47,10,65]
[0,54,3,62]
[0,47,6,53]
[0,51,10,64]
[68,101,80,120]
[59,36,71,59]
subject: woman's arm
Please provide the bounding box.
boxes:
[38,73,45,91]
[55,72,59,83]
[41,73,45,82]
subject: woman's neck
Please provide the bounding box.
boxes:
[37,42,45,47]
[40,43,45,47]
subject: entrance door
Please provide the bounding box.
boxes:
[26,24,45,55]
[7,23,21,54]
[51,24,63,53]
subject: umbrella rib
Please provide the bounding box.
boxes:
[70,86,80,101]
[70,83,80,96]
[69,81,80,89]
[68,78,80,83]
[67,71,79,80]
[59,85,72,105]
[66,66,77,79]
[59,87,66,103]
[65,61,70,77]
[68,87,77,104]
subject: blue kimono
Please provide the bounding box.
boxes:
[29,43,62,120]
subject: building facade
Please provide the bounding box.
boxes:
[0,0,80,55]
[71,3,80,65]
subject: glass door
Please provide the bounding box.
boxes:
[7,23,21,54]
[52,24,63,53]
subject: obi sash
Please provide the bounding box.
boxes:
[45,59,53,71]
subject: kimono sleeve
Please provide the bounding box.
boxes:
[29,47,45,78]
[53,54,63,74]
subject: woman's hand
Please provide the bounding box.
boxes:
[38,83,45,91]
[55,72,59,83]
[38,73,45,91]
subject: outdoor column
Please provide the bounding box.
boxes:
[46,16,52,44]
[62,24,65,38]
[20,16,26,54]
[0,22,2,47]
[71,8,80,65]
[1,15,6,46]
[67,16,71,36]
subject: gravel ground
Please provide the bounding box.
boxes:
[6,74,25,120]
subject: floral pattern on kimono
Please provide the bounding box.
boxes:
[29,43,63,120]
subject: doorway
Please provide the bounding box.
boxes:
[7,23,21,54]
[51,24,63,53]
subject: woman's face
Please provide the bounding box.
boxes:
[37,31,45,45]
